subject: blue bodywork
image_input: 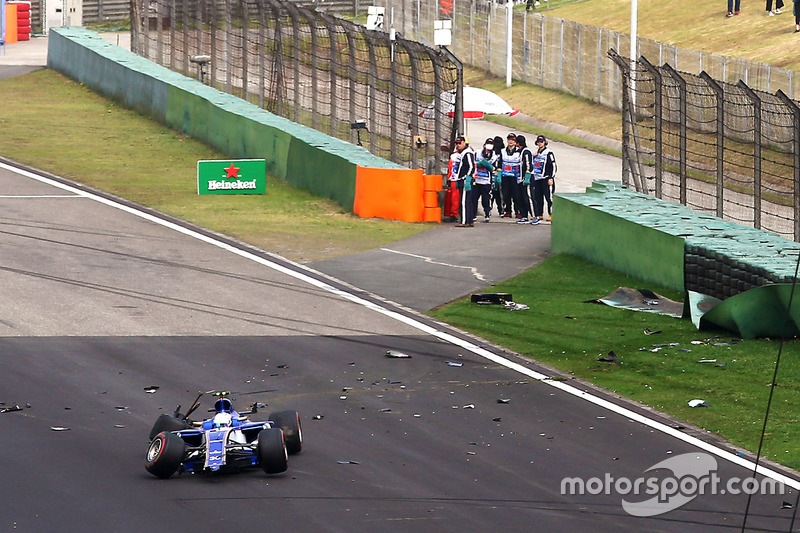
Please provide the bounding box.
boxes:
[172,406,274,474]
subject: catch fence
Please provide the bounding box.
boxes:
[131,0,462,175]
[611,50,800,241]
[380,0,800,110]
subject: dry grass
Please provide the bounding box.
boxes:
[549,0,800,70]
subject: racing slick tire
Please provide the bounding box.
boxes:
[148,414,190,441]
[145,431,185,479]
[269,410,303,455]
[257,428,288,474]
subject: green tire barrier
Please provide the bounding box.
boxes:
[46,27,405,212]
[552,181,800,299]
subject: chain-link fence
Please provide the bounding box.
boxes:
[131,0,462,175]
[380,0,800,110]
[610,50,800,242]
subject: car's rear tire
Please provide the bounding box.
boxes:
[269,410,302,455]
[148,414,190,441]
[145,431,185,479]
[257,428,288,474]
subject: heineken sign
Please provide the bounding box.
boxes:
[197,159,266,195]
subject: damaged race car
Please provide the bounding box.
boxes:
[145,391,302,479]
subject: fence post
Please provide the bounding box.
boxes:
[608,49,631,189]
[239,0,249,103]
[639,56,662,199]
[364,32,378,151]
[342,23,359,146]
[319,12,340,138]
[700,71,725,219]
[737,80,762,230]
[223,0,232,92]
[576,24,582,99]
[776,90,800,241]
[283,3,301,123]
[257,0,267,110]
[663,63,687,205]
[398,40,421,169]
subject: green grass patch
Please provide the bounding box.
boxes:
[429,253,800,469]
[0,69,430,263]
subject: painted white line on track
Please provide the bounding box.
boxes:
[6,160,798,489]
[380,247,487,281]
[0,194,81,198]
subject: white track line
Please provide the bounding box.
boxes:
[5,160,798,489]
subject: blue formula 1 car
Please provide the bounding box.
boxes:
[145,392,302,479]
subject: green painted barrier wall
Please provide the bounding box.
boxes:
[553,181,800,296]
[552,182,686,291]
[46,27,404,212]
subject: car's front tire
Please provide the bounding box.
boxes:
[148,414,190,441]
[269,410,303,455]
[145,431,185,479]
[257,428,288,474]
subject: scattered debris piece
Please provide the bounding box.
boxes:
[589,287,683,317]
[677,348,692,353]
[466,451,477,455]
[716,362,727,367]
[447,362,463,367]
[565,316,576,320]
[691,340,704,345]
[339,396,347,400]
[277,364,288,369]
[385,350,412,359]
[697,359,717,364]
[0,404,22,414]
[497,399,511,404]
[50,426,70,431]
[597,351,619,362]
[504,301,529,311]
[781,501,794,510]
[114,424,125,429]
[493,417,502,422]
[313,414,324,420]
[337,460,360,465]
[688,399,709,408]
[380,408,392,412]
[413,413,421,418]
[144,386,160,394]
[463,404,475,409]
[114,406,128,411]
[471,293,512,305]
[644,328,662,335]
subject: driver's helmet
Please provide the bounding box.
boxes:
[212,412,233,428]
[214,398,233,413]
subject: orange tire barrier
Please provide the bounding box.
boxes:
[5,4,18,44]
[423,173,443,192]
[355,166,436,222]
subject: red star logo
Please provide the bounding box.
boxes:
[224,163,240,179]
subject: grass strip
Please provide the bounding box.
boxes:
[0,69,430,263]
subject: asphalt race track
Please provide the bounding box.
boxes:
[1,159,799,532]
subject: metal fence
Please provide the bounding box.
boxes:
[379,0,800,110]
[611,50,800,241]
[131,0,462,175]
